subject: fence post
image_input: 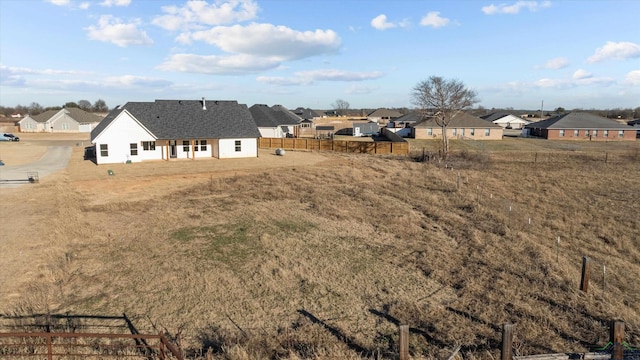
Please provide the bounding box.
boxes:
[501,323,514,360]
[580,256,590,292]
[610,320,625,360]
[47,333,53,360]
[399,324,409,360]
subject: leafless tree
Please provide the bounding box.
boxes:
[331,99,350,116]
[93,99,109,112]
[412,76,478,157]
[78,100,92,111]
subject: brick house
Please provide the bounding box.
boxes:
[524,112,636,141]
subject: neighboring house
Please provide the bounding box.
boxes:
[249,104,301,138]
[298,115,370,138]
[367,108,403,125]
[524,112,636,141]
[90,99,260,165]
[292,107,322,121]
[412,112,503,140]
[628,119,640,138]
[18,107,103,133]
[386,112,422,137]
[480,111,531,129]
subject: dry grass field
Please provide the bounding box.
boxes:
[1,135,639,359]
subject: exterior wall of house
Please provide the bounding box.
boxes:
[18,117,40,132]
[93,112,158,164]
[48,113,80,132]
[544,129,636,141]
[217,138,258,158]
[413,127,503,140]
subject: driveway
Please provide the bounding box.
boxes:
[0,146,72,188]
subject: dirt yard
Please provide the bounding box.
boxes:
[0,134,328,305]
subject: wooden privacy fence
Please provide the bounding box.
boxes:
[259,137,409,155]
[0,331,183,359]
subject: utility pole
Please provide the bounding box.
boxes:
[540,100,544,119]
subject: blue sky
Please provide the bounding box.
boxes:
[1,0,639,111]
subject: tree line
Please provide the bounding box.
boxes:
[0,99,109,117]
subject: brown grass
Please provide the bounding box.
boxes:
[1,136,639,359]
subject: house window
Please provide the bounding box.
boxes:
[427,128,433,136]
[452,128,457,136]
[301,123,311,128]
[200,140,207,151]
[194,140,199,151]
[183,140,189,151]
[603,130,608,138]
[460,128,465,137]
[593,130,598,137]
[62,123,69,130]
[235,140,242,152]
[100,144,108,157]
[142,141,155,151]
[574,130,579,137]
[130,143,138,156]
[470,128,475,136]
[559,129,565,137]
[618,130,624,137]
[484,128,490,136]
[585,130,590,137]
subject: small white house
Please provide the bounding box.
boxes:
[90,99,260,165]
[19,108,103,133]
[479,112,531,129]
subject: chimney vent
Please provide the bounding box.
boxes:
[202,97,206,110]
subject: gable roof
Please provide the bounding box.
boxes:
[249,104,300,128]
[479,111,516,122]
[270,105,303,123]
[393,112,423,123]
[92,99,260,141]
[292,107,322,120]
[367,108,403,118]
[24,108,103,123]
[413,112,502,128]
[525,112,633,130]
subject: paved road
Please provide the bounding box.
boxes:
[0,146,72,188]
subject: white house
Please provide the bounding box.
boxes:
[479,112,531,129]
[19,107,103,133]
[90,99,260,165]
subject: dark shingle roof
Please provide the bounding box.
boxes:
[367,108,403,118]
[413,112,502,128]
[393,112,423,123]
[92,99,260,142]
[249,104,300,127]
[525,112,633,130]
[292,107,322,120]
[64,108,104,123]
[479,111,515,122]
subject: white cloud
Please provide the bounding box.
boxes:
[420,12,450,28]
[587,41,640,63]
[371,14,396,30]
[625,70,640,85]
[0,64,89,76]
[537,57,569,69]
[256,76,311,86]
[345,85,379,95]
[534,75,614,89]
[255,69,384,86]
[100,0,131,6]
[573,69,592,79]
[294,69,384,81]
[179,23,341,61]
[85,15,153,47]
[79,2,90,9]
[103,75,172,87]
[157,53,281,74]
[45,0,71,5]
[153,0,259,31]
[482,1,551,15]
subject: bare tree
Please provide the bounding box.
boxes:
[28,102,43,115]
[93,99,109,112]
[78,100,92,111]
[331,99,350,116]
[412,76,478,157]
